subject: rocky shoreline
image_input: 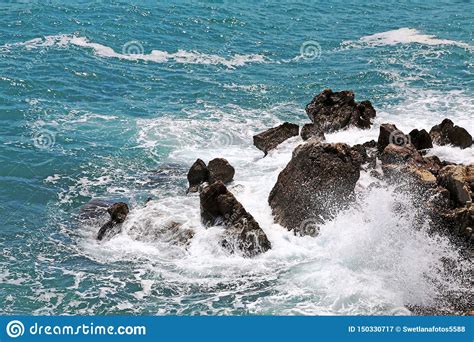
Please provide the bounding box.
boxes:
[88,89,473,315]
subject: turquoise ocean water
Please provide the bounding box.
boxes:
[0,1,473,315]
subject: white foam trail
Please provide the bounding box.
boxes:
[3,34,267,69]
[342,28,473,51]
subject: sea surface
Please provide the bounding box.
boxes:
[0,1,473,315]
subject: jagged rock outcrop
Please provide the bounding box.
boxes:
[430,119,473,149]
[97,202,129,241]
[352,140,378,167]
[200,181,271,257]
[253,122,299,155]
[305,89,376,132]
[437,165,473,206]
[268,141,363,234]
[300,123,325,141]
[377,125,473,243]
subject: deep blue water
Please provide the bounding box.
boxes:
[0,1,473,315]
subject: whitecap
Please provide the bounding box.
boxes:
[3,34,267,69]
[342,27,473,51]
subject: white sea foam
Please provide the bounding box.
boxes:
[342,28,473,51]
[4,34,267,69]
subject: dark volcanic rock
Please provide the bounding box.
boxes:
[430,119,473,149]
[409,129,433,150]
[253,122,299,155]
[187,159,209,193]
[208,158,235,184]
[268,142,363,234]
[200,181,271,257]
[97,202,129,240]
[305,89,376,132]
[300,123,325,141]
[377,123,410,152]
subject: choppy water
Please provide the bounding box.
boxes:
[0,1,473,315]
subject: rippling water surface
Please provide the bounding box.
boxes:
[0,1,473,315]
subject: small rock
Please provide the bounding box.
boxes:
[300,123,325,141]
[409,129,433,150]
[187,159,209,193]
[208,158,235,184]
[305,89,376,132]
[430,119,473,149]
[253,122,299,155]
[377,123,410,152]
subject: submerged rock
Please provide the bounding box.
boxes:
[253,122,299,155]
[97,202,129,241]
[409,129,433,150]
[187,159,209,193]
[268,142,363,234]
[129,218,195,248]
[429,119,473,149]
[200,181,271,257]
[79,199,113,220]
[207,158,235,184]
[300,123,325,141]
[305,89,376,132]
